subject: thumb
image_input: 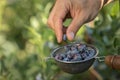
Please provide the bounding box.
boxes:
[66,16,85,41]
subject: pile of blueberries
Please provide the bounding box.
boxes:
[55,44,96,62]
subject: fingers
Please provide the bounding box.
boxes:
[54,19,63,43]
[47,5,56,30]
[66,15,85,41]
[47,0,101,43]
[47,1,68,43]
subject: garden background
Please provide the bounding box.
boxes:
[0,0,120,80]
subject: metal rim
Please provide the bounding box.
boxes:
[51,43,99,63]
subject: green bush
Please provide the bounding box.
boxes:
[0,0,120,80]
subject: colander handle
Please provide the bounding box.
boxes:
[45,56,53,61]
[105,55,120,70]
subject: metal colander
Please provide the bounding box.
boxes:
[50,43,99,74]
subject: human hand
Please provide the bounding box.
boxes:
[47,0,103,43]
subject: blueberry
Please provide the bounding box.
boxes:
[77,45,82,51]
[70,50,79,54]
[66,50,71,55]
[67,54,72,59]
[55,54,59,60]
[70,46,77,51]
[63,34,67,41]
[55,44,96,62]
[55,54,63,60]
[71,54,81,61]
[88,51,95,57]
[75,56,82,61]
[78,45,86,52]
[85,51,89,56]
[90,49,95,54]
[63,58,69,61]
[81,53,87,60]
[60,54,66,59]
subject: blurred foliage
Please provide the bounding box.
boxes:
[0,0,120,80]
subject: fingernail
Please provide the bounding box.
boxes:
[57,38,61,43]
[58,39,61,43]
[69,32,74,40]
[57,36,62,43]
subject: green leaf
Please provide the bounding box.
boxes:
[113,37,120,48]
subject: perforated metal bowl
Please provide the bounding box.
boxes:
[51,43,98,74]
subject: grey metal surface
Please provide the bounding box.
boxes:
[51,43,99,74]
